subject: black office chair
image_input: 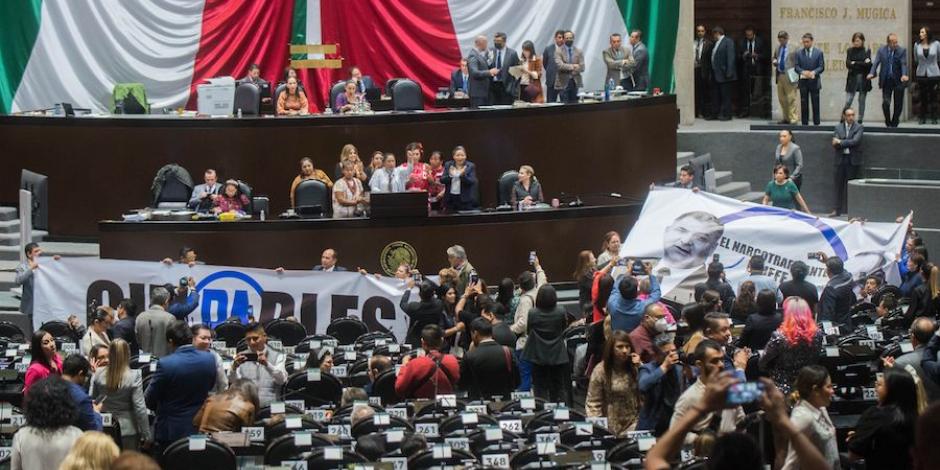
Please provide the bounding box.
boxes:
[326,317,369,345]
[509,443,575,469]
[161,437,236,470]
[294,179,329,216]
[153,167,194,209]
[0,322,25,343]
[606,439,642,463]
[355,331,397,352]
[496,170,519,206]
[329,81,347,112]
[234,82,261,116]
[386,78,403,95]
[369,369,400,406]
[214,321,247,348]
[282,370,344,407]
[466,428,521,458]
[266,414,327,442]
[350,414,414,439]
[264,432,333,465]
[439,413,498,436]
[294,334,338,354]
[391,79,423,111]
[525,409,586,434]
[255,403,305,422]
[103,419,123,450]
[873,285,902,307]
[40,320,78,343]
[498,397,548,413]
[273,83,287,104]
[304,447,366,470]
[408,447,476,469]
[266,319,308,347]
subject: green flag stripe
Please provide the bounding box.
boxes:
[616,0,680,93]
[0,0,43,114]
[291,0,307,60]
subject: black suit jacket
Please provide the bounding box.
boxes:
[491,47,521,95]
[693,278,736,312]
[356,76,376,94]
[736,312,783,350]
[400,291,445,345]
[738,36,766,72]
[818,271,856,327]
[313,265,348,272]
[779,279,819,312]
[542,44,559,89]
[711,36,737,83]
[459,340,520,400]
[833,121,864,166]
[111,316,139,352]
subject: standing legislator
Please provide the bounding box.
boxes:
[554,30,585,104]
[709,27,737,121]
[468,36,497,108]
[490,32,520,105]
[795,33,824,126]
[694,25,711,118]
[603,33,635,90]
[543,30,565,103]
[773,31,799,124]
[738,25,765,118]
[627,30,649,91]
[830,107,863,217]
[868,33,909,128]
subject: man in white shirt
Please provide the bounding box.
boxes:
[228,323,287,407]
[670,338,744,444]
[369,153,407,193]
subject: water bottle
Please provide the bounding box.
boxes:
[237,108,242,118]
[605,79,615,101]
[259,209,265,221]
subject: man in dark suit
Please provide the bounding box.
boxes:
[350,66,376,94]
[738,25,765,117]
[145,320,216,455]
[817,257,856,328]
[794,33,825,126]
[694,25,712,118]
[468,35,497,108]
[709,26,737,121]
[459,317,519,400]
[490,32,521,105]
[312,248,348,272]
[448,58,471,98]
[831,107,864,216]
[542,30,565,103]
[111,299,139,352]
[628,30,650,91]
[868,33,909,127]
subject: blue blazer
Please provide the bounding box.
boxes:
[449,69,470,97]
[794,47,825,90]
[870,45,909,88]
[439,161,478,208]
[636,361,689,431]
[145,345,217,444]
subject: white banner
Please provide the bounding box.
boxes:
[33,258,413,340]
[622,188,910,303]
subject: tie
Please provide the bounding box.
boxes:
[748,41,753,56]
[463,75,468,90]
[496,49,502,69]
[695,41,701,61]
[568,46,573,63]
[779,45,786,72]
[386,170,393,192]
[886,49,893,78]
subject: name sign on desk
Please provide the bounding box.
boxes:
[34,258,417,340]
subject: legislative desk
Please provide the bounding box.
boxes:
[99,203,641,281]
[1,95,676,237]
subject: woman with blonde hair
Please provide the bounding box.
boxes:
[334,143,367,182]
[89,339,152,450]
[58,431,119,470]
[759,297,824,394]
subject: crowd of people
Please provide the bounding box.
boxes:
[695,24,940,128]
[12,214,940,469]
[185,142,549,218]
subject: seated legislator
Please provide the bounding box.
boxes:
[290,157,333,208]
[276,76,308,116]
[510,164,544,207]
[439,146,479,211]
[334,80,362,114]
[280,67,304,91]
[370,153,407,193]
[762,164,811,214]
[400,142,433,192]
[242,63,271,104]
[350,66,375,94]
[188,169,221,211]
[449,59,471,98]
[519,41,545,103]
[333,162,366,218]
[213,180,250,215]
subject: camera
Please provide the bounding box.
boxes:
[631,260,646,276]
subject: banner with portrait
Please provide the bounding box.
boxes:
[33,258,415,340]
[621,188,911,303]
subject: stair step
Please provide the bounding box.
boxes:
[676,151,695,167]
[0,220,20,234]
[0,231,46,247]
[0,208,15,223]
[736,191,765,203]
[0,292,20,312]
[715,181,751,198]
[0,272,14,292]
[0,242,99,261]
[714,170,733,186]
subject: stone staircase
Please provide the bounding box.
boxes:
[676,152,764,203]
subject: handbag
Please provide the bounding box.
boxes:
[522,83,541,101]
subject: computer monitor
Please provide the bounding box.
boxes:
[364,87,381,103]
[370,191,428,218]
[20,170,48,230]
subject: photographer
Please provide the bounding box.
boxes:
[167,277,199,321]
[637,336,689,435]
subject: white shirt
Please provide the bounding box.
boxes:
[369,167,406,193]
[711,35,724,62]
[332,177,363,218]
[782,400,840,470]
[12,426,83,470]
[228,346,287,407]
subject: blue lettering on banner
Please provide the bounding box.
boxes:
[195,270,264,326]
